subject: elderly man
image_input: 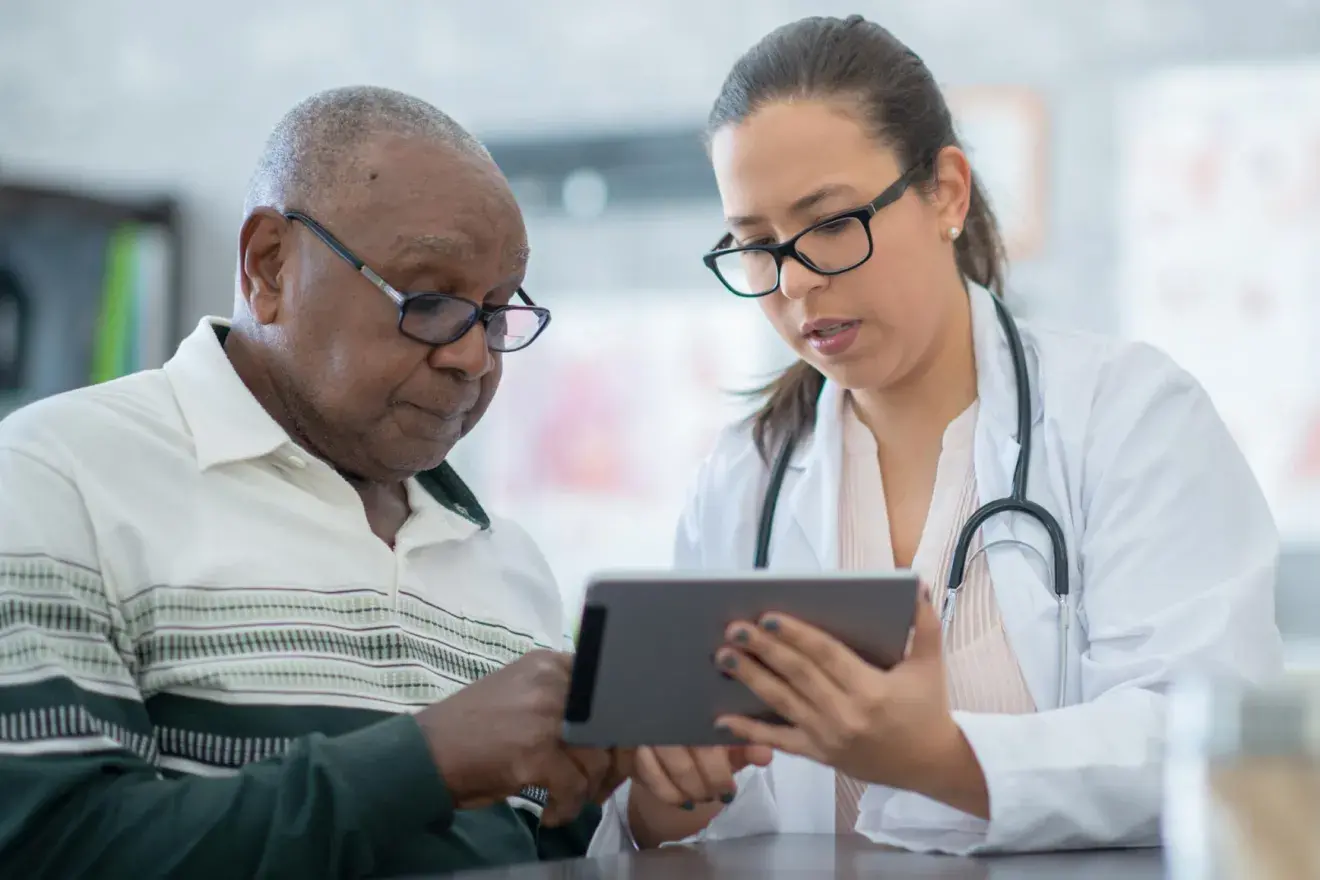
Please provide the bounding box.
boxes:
[0,87,628,877]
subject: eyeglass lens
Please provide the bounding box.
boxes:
[713,215,872,296]
[401,296,545,352]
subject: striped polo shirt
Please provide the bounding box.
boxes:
[0,318,595,877]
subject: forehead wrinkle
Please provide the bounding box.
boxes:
[389,233,476,266]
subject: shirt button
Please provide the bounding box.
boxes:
[287,455,307,469]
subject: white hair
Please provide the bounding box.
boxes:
[242,85,490,217]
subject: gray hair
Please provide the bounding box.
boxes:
[242,85,490,217]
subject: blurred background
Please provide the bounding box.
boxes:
[1,0,1318,661]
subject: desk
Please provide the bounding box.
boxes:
[446,835,1165,879]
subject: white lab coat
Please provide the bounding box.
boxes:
[590,284,1284,855]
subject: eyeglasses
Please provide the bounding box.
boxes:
[702,165,923,298]
[284,211,551,353]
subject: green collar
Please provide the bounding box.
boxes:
[417,463,491,529]
[208,324,489,529]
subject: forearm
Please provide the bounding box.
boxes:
[2,714,451,879]
[627,783,724,849]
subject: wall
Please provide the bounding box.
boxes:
[4,0,1320,638]
[4,0,1320,330]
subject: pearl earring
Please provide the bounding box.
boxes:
[949,226,961,241]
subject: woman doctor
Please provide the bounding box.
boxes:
[595,14,1284,855]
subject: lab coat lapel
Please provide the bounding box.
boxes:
[756,381,844,833]
[780,380,846,572]
[967,285,1063,709]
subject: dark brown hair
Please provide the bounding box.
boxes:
[708,14,1007,462]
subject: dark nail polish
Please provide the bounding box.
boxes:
[681,800,695,811]
[720,792,736,805]
[760,617,780,633]
[733,627,750,644]
[721,653,737,670]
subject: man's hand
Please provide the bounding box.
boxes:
[416,650,608,825]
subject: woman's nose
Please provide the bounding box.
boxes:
[777,256,826,301]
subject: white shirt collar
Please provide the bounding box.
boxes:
[162,317,291,471]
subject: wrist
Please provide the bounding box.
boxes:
[416,706,486,808]
[916,716,990,820]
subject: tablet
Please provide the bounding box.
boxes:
[561,570,919,748]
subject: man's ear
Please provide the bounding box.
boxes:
[238,208,291,325]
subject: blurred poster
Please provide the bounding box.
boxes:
[1115,63,1320,539]
[947,86,1050,260]
[462,293,782,622]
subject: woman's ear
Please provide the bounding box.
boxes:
[931,146,972,240]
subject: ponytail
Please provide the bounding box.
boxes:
[954,175,1006,297]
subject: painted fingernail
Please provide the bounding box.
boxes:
[681,800,695,811]
[760,616,780,632]
[732,627,750,644]
[720,653,738,670]
[720,791,736,804]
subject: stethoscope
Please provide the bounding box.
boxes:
[752,294,1072,708]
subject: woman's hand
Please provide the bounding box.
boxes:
[630,744,774,809]
[625,744,774,849]
[713,586,990,818]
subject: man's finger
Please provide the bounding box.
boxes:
[565,747,611,782]
[538,754,591,827]
[569,746,631,802]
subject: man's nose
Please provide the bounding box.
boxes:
[427,322,495,379]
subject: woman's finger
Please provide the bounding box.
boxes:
[716,647,824,735]
[632,746,686,806]
[690,746,737,804]
[748,614,870,688]
[728,743,776,771]
[650,745,713,808]
[715,715,818,761]
[724,621,847,718]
